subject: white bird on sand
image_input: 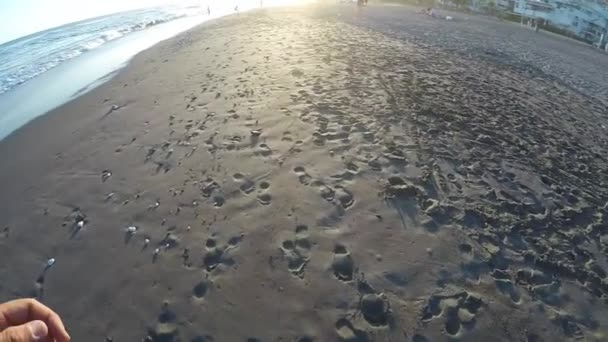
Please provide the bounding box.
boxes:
[46,258,56,269]
[126,226,138,234]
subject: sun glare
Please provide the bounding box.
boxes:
[265,0,313,5]
[240,0,314,7]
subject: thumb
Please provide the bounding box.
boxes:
[0,320,48,342]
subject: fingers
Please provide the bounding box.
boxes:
[0,299,70,342]
[0,320,48,342]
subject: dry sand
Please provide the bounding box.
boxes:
[1,4,608,341]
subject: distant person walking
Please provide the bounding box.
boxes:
[207,5,211,15]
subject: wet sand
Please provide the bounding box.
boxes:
[1,4,608,341]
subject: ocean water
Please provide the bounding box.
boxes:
[0,5,204,96]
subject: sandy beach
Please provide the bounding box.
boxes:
[1,4,608,341]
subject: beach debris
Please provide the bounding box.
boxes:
[104,192,115,201]
[148,200,160,210]
[45,258,56,269]
[101,170,112,182]
[67,208,87,237]
[250,129,262,137]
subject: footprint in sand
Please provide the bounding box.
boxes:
[384,176,419,199]
[310,180,335,202]
[282,131,293,142]
[516,268,561,305]
[491,269,521,304]
[213,195,225,207]
[192,280,209,299]
[259,181,270,190]
[356,280,391,327]
[331,244,354,282]
[421,291,483,337]
[145,304,179,342]
[241,179,256,194]
[334,186,355,209]
[360,293,390,327]
[203,234,243,272]
[201,178,220,198]
[458,243,473,255]
[280,225,312,277]
[257,193,272,205]
[294,166,312,185]
[257,143,272,157]
[412,334,430,342]
[335,318,368,342]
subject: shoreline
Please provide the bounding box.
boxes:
[1,4,607,341]
[0,6,255,142]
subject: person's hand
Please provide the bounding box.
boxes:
[0,298,70,342]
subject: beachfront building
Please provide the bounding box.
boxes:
[513,0,608,45]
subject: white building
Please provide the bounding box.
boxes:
[513,0,608,44]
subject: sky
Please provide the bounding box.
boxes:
[0,0,198,44]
